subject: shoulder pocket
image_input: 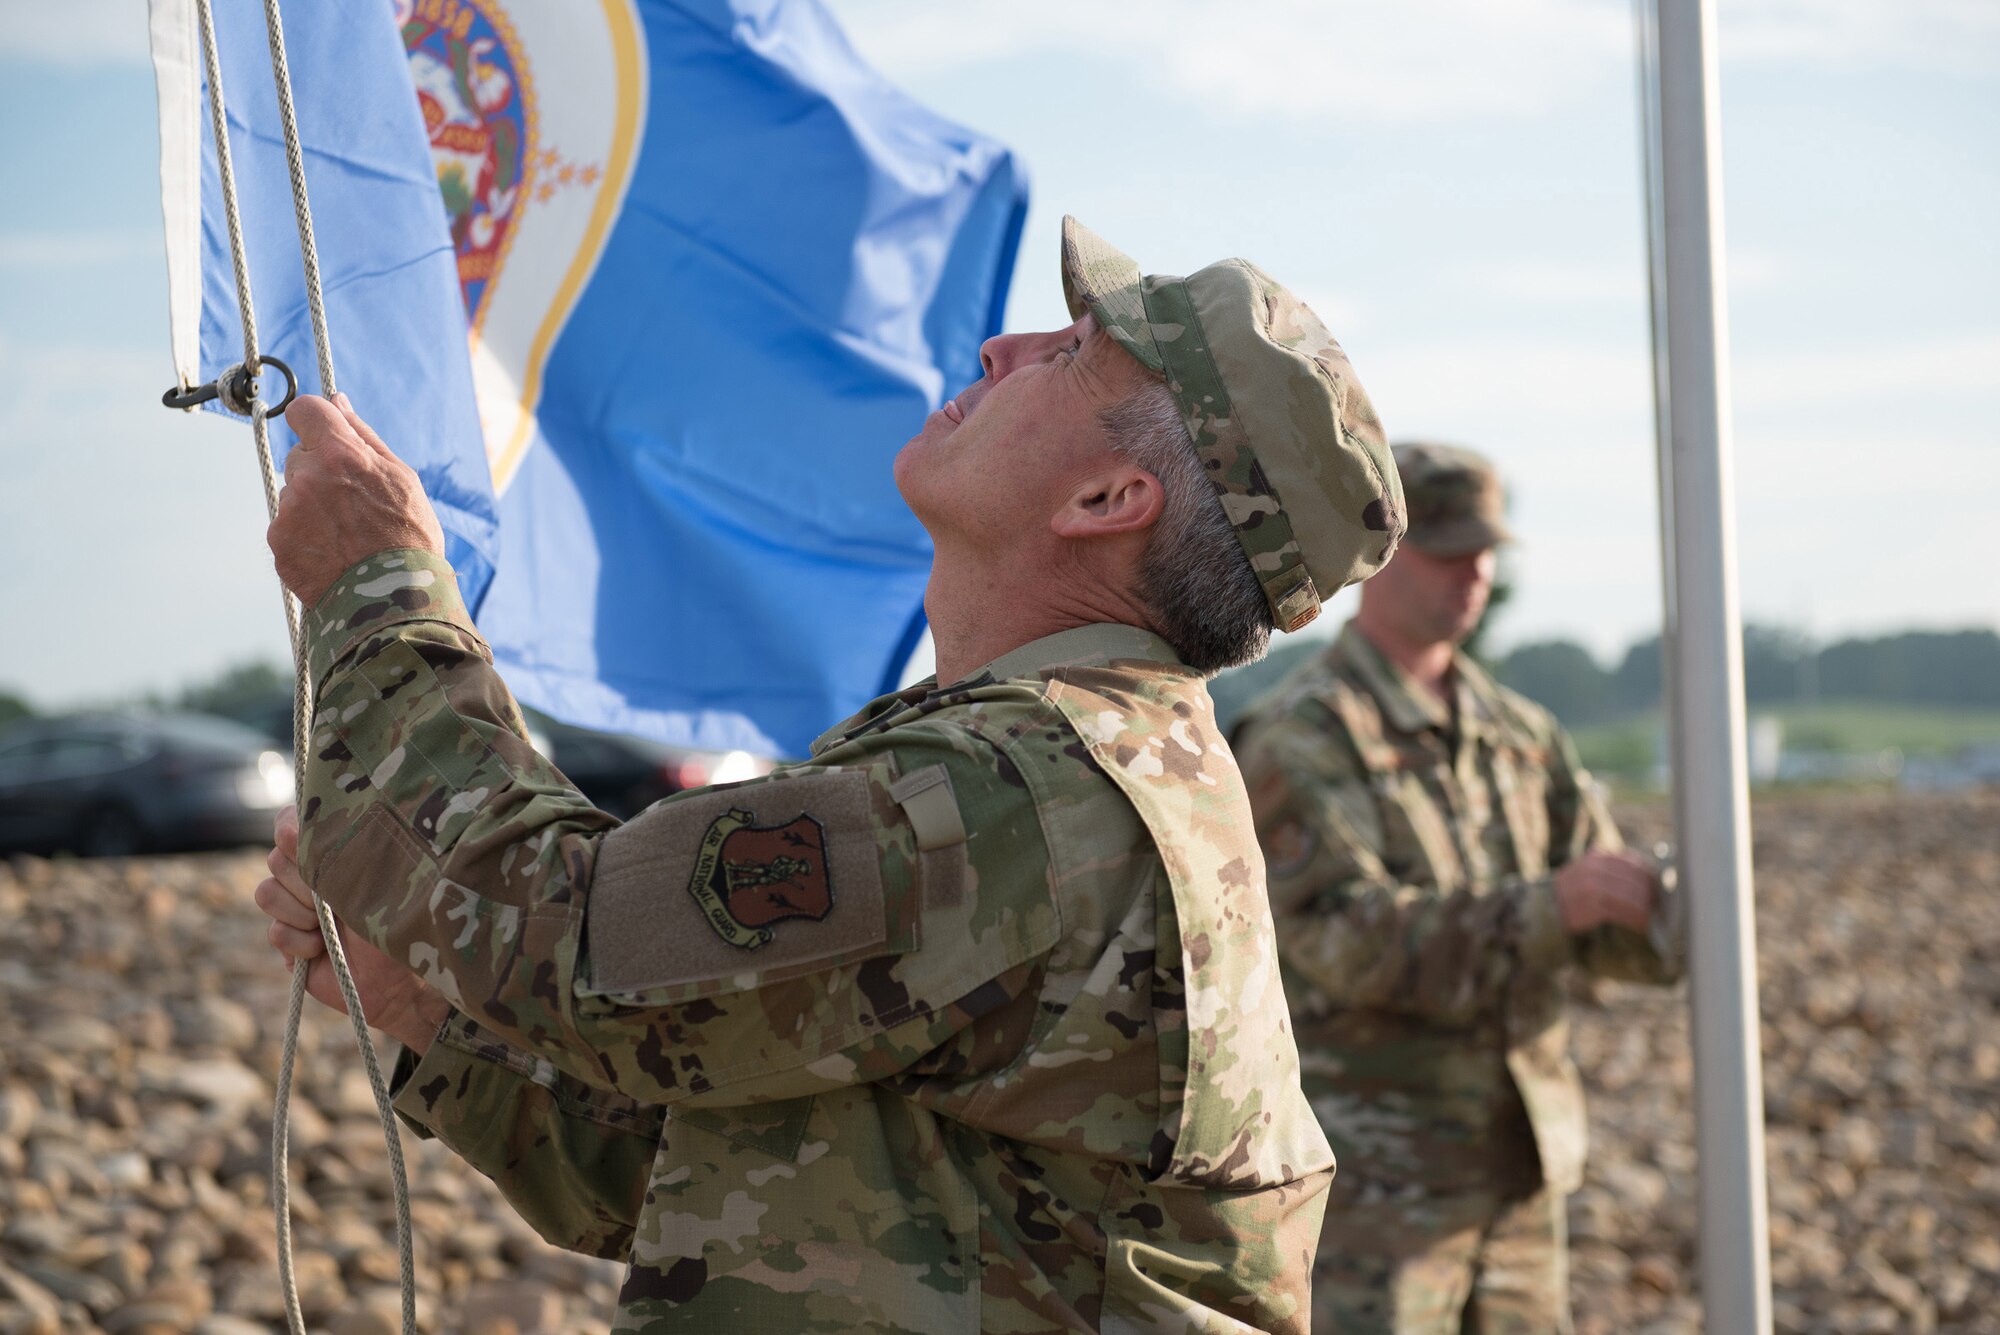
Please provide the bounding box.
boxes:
[579,764,919,1002]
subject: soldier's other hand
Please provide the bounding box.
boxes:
[268,394,446,607]
[1553,849,1657,935]
[256,804,451,1053]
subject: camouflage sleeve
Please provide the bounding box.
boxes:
[388,1013,662,1260]
[1236,706,1572,1026]
[1544,720,1684,985]
[296,549,1055,1108]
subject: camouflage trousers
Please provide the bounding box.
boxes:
[1311,1181,1572,1335]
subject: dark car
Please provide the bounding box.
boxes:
[0,713,295,857]
[537,717,773,819]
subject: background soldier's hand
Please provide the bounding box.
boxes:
[1554,849,1659,934]
[256,805,451,1054]
[268,394,446,607]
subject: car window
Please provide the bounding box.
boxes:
[41,735,136,778]
[0,737,50,782]
[150,714,281,752]
[557,735,617,770]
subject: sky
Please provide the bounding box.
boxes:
[0,0,1994,710]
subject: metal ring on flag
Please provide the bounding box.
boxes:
[160,353,298,419]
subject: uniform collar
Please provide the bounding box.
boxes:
[977,621,1183,682]
[1451,651,1505,742]
[811,622,1183,756]
[1334,623,1498,742]
[1334,623,1446,734]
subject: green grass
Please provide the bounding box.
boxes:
[1761,702,2000,755]
[1571,718,1659,781]
[1571,702,2000,783]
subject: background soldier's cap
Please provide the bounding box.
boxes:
[1060,215,1404,634]
[1392,441,1513,556]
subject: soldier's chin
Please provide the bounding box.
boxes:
[892,433,943,516]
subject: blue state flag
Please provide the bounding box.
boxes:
[398,0,1027,757]
[148,0,499,607]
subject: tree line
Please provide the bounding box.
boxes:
[0,664,294,741]
[6,627,1997,743]
[1490,626,2000,729]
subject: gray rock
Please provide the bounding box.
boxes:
[194,1318,272,1335]
[327,1309,399,1335]
[173,996,260,1052]
[97,1150,151,1191]
[157,1060,268,1116]
[35,1013,121,1056]
[463,1279,566,1335]
[0,1263,62,1335]
[0,1217,71,1258]
[0,1086,38,1140]
[88,1239,152,1303]
[16,1262,120,1317]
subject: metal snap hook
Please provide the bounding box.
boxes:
[161,354,299,420]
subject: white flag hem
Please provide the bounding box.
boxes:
[147,0,202,392]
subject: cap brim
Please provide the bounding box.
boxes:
[1405,517,1512,557]
[1060,215,1164,373]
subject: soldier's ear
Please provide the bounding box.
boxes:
[1051,464,1163,541]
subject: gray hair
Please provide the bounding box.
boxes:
[1099,381,1273,673]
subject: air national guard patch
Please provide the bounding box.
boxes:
[582,768,918,999]
[687,809,833,948]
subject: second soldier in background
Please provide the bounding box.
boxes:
[1233,444,1684,1335]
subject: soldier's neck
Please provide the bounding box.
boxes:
[924,552,1156,687]
[1352,613,1457,700]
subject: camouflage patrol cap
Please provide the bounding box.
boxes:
[1392,442,1513,556]
[1061,216,1404,634]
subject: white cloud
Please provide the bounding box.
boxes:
[1724,248,1791,293]
[1474,262,1646,306]
[1463,250,1786,310]
[1721,0,2000,74]
[2,0,152,66]
[1363,336,1655,431]
[0,230,159,267]
[833,0,2000,128]
[833,0,1631,123]
[1734,332,2000,410]
[24,0,2000,86]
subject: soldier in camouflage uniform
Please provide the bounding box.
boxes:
[252,216,1407,1332]
[1231,445,1683,1335]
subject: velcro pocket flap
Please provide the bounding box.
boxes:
[580,767,914,1000]
[890,763,970,909]
[889,764,965,850]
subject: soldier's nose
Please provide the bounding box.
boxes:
[980,327,1067,381]
[980,332,1025,380]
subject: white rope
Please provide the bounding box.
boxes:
[189,1,417,1330]
[255,0,336,400]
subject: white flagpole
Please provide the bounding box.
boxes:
[1644,0,1774,1330]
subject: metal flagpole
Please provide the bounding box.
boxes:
[1643,0,1774,1330]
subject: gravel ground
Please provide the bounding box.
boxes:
[1568,790,2000,1335]
[2,790,1995,1333]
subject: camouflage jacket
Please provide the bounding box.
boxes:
[296,549,1333,1333]
[1231,625,1678,1197]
